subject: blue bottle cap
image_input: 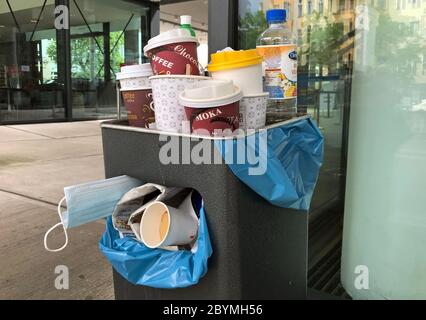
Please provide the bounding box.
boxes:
[266,9,286,23]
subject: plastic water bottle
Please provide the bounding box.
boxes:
[256,9,297,123]
[180,15,196,37]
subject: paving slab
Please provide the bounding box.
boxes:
[7,120,104,139]
[0,126,50,142]
[0,120,113,299]
[0,191,113,300]
[0,155,105,205]
[0,135,103,167]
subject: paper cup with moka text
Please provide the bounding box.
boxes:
[179,80,243,136]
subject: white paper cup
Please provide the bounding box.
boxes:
[150,75,211,132]
[239,93,269,130]
[140,201,199,249]
[117,64,153,90]
[210,64,263,96]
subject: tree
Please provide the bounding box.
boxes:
[238,10,267,50]
[304,12,344,75]
[374,13,423,84]
[46,31,125,80]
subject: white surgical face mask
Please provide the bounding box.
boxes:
[44,175,141,252]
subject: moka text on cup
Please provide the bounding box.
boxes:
[194,108,223,121]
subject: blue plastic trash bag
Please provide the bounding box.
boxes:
[99,204,212,289]
[215,117,323,211]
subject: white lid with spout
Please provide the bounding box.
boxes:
[179,80,243,108]
[116,63,153,79]
[143,28,198,54]
[180,15,192,25]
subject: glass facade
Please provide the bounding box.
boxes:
[0,0,65,122]
[69,0,147,119]
[239,0,351,213]
[0,0,150,124]
[238,0,426,299]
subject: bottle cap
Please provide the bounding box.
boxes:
[266,9,286,23]
[208,49,263,72]
[180,15,192,25]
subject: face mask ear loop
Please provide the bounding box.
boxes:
[44,197,68,252]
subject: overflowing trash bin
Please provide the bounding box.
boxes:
[100,116,323,299]
[45,12,324,300]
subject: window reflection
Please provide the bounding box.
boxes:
[239,0,426,298]
[0,0,65,122]
[238,0,425,210]
[69,0,146,120]
[239,0,355,210]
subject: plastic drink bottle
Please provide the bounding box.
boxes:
[180,15,196,37]
[256,9,297,123]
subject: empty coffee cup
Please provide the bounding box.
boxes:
[117,64,155,128]
[117,64,153,90]
[179,80,243,136]
[239,93,269,130]
[144,28,200,76]
[140,201,199,249]
[208,49,263,96]
[150,75,210,133]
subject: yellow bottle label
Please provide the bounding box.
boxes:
[256,44,297,100]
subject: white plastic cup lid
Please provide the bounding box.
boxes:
[143,28,198,54]
[179,80,243,108]
[116,63,153,80]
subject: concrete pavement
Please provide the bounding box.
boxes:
[0,121,113,300]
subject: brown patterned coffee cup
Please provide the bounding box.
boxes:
[144,29,200,76]
[121,89,155,128]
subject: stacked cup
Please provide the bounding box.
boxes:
[144,28,211,133]
[117,64,155,128]
[126,31,269,133]
[179,80,243,136]
[208,49,269,130]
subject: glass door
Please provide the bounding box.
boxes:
[236,0,426,299]
[0,0,65,123]
[237,0,355,298]
[237,0,353,214]
[69,0,149,120]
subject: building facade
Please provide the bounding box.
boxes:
[1,0,425,298]
[0,0,158,124]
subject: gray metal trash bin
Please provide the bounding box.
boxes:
[101,120,308,300]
